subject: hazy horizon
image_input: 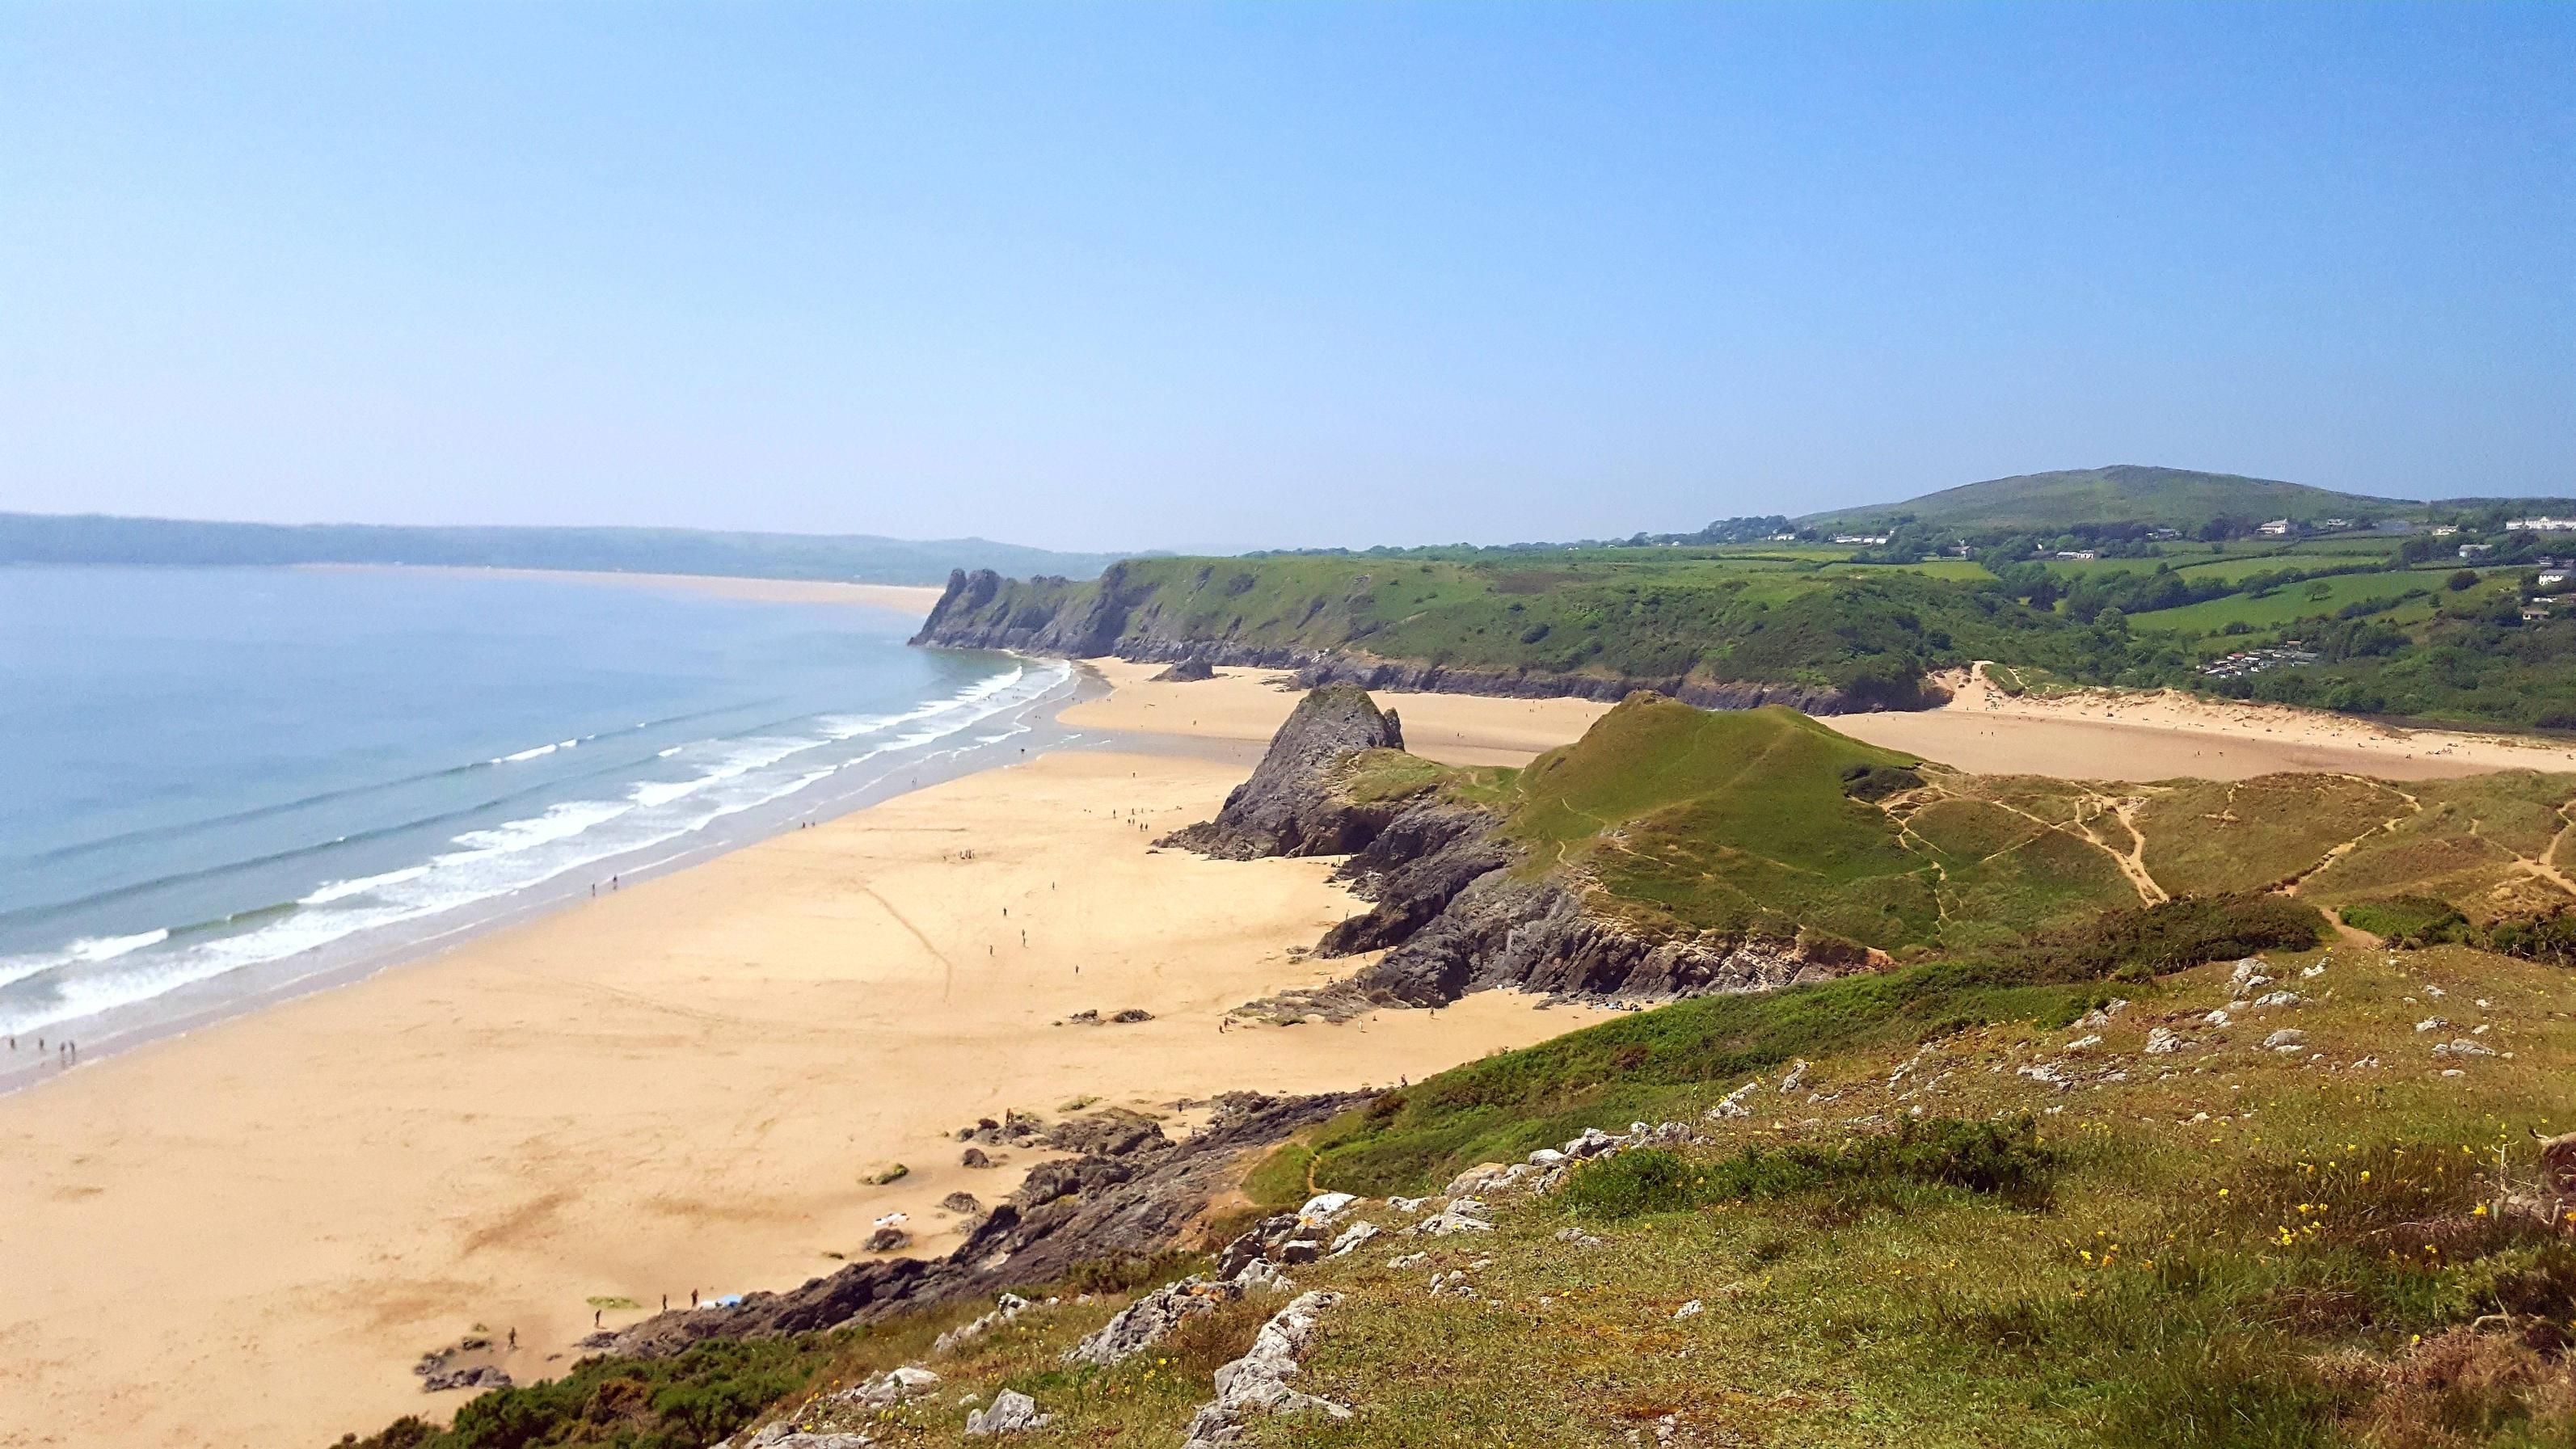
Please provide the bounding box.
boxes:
[5,3,2569,554]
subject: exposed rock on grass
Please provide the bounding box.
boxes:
[1181,1290,1351,1447]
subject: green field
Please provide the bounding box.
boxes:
[2130,571,2439,637]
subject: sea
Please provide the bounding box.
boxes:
[0,566,1076,1076]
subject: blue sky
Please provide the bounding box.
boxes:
[2,3,2568,553]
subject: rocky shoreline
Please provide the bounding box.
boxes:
[605,1091,1363,1359]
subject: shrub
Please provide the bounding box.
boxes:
[1996,894,2327,984]
[1558,1116,2055,1220]
[2482,911,2576,969]
[2340,896,2469,948]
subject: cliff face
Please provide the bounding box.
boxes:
[910,567,1862,715]
[1157,684,1409,860]
[1160,686,1868,1008]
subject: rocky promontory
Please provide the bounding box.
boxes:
[1159,684,1873,1008]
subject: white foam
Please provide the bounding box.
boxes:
[297,866,432,906]
[493,740,559,765]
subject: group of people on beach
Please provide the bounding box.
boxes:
[6,1034,75,1065]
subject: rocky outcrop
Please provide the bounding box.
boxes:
[606,1093,1362,1358]
[1164,687,1872,1009]
[1339,845,1849,1006]
[909,567,1133,655]
[1152,655,1216,683]
[1065,1275,1245,1367]
[1158,684,1408,860]
[1181,1291,1351,1447]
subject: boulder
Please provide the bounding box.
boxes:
[1065,1275,1242,1366]
[963,1389,1050,1436]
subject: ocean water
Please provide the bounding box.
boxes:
[0,567,1071,1051]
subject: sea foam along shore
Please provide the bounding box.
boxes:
[0,651,1080,1089]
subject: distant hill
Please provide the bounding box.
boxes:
[0,512,1124,586]
[1802,465,2421,533]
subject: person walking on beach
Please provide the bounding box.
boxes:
[508,1328,516,1350]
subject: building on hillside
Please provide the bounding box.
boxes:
[2320,517,2355,531]
[2538,569,2571,589]
[2258,518,2294,537]
[2430,524,2460,537]
[2507,516,2576,533]
[1830,534,1890,546]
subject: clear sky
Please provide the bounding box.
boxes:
[2,3,2568,553]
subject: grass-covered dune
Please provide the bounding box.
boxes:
[1334,693,2576,973]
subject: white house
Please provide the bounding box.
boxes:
[2507,516,2576,533]
[2258,518,2293,537]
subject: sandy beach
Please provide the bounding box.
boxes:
[1832,664,2576,782]
[0,674,1606,1449]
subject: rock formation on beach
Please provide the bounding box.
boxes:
[1155,684,1407,860]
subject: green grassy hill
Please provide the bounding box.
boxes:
[1806,465,2419,533]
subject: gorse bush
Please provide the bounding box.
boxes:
[1557,1116,2056,1220]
